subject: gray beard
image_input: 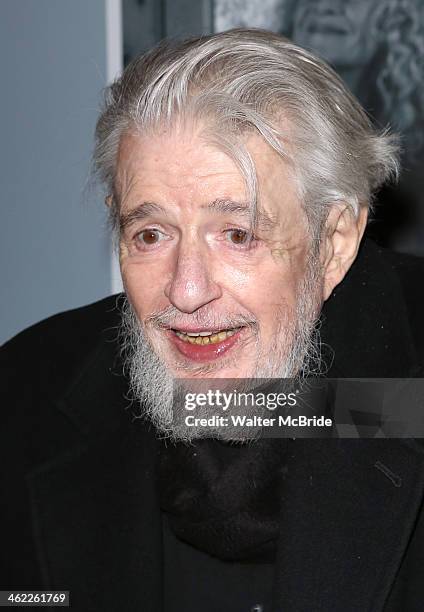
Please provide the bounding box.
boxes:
[119,256,325,442]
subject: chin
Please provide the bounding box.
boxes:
[165,354,255,380]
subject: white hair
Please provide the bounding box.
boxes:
[93,28,400,238]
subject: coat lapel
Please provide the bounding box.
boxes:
[26,338,163,611]
[273,437,424,611]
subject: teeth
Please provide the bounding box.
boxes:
[175,328,239,345]
[186,331,213,337]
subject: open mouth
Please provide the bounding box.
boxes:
[167,326,245,362]
[174,328,239,345]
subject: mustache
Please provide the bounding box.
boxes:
[144,304,258,332]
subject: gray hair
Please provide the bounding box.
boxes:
[93,28,400,238]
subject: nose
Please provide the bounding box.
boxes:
[164,239,222,314]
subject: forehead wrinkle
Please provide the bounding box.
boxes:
[114,162,140,208]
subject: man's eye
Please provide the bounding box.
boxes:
[225,228,251,246]
[136,229,162,245]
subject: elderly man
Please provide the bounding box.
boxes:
[1,29,424,612]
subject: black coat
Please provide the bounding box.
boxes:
[1,239,424,611]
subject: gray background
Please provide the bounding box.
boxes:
[1,0,111,344]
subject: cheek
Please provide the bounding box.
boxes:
[218,259,299,319]
[120,258,169,319]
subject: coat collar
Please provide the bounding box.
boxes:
[321,238,419,378]
[27,240,424,611]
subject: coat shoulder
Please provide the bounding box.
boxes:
[2,293,124,375]
[0,294,127,471]
[1,294,125,432]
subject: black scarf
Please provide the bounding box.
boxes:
[159,437,289,562]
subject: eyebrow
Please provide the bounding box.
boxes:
[119,201,167,233]
[119,198,277,233]
[203,199,277,230]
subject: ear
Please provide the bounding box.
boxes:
[105,194,113,208]
[321,203,368,301]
